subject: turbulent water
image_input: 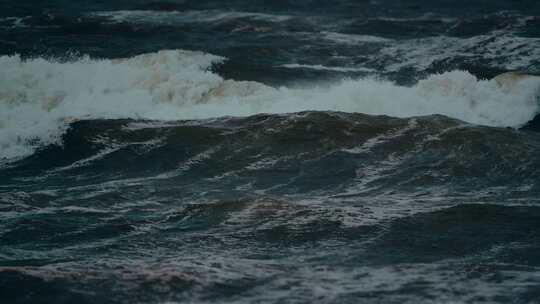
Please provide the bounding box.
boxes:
[1,1,540,303]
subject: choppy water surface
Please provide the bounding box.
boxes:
[1,1,540,303]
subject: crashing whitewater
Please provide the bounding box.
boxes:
[1,49,539,161]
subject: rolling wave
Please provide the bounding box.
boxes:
[1,49,539,162]
[5,112,540,210]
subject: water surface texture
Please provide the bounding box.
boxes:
[1,1,540,303]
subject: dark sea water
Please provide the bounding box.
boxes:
[1,1,540,303]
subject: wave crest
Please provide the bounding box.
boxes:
[0,49,539,161]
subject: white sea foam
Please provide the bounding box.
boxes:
[320,31,391,44]
[0,16,30,29]
[0,50,539,161]
[92,10,292,25]
[378,32,540,72]
[279,64,374,73]
[312,27,540,73]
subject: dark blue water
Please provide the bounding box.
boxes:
[1,1,540,303]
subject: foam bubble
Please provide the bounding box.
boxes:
[0,50,539,161]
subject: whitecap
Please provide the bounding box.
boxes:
[1,50,538,162]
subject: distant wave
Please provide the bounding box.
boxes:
[91,10,293,25]
[76,10,540,75]
[377,33,540,72]
[279,64,374,73]
[319,31,392,44]
[310,30,540,73]
[1,50,539,161]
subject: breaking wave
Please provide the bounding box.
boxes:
[1,49,539,161]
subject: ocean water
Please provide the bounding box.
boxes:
[1,1,540,303]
